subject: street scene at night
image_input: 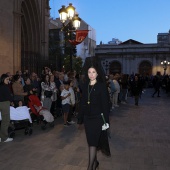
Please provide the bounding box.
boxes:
[1,1,170,170]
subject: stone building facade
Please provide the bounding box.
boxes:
[49,18,96,64]
[76,20,96,63]
[95,39,170,76]
[0,0,50,75]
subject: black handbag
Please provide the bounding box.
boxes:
[44,90,53,98]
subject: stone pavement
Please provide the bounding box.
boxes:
[0,88,170,170]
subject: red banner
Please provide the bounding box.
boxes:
[69,30,89,46]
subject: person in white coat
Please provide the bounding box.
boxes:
[67,79,76,124]
[112,75,120,108]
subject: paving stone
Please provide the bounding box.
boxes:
[0,88,170,170]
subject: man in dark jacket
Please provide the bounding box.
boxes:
[152,76,162,97]
[131,75,142,106]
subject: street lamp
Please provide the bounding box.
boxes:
[58,3,81,71]
[161,60,170,75]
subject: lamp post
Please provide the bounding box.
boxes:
[103,60,110,75]
[58,3,81,72]
[161,60,170,75]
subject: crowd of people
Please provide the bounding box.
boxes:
[107,73,170,108]
[0,67,83,142]
[0,67,170,137]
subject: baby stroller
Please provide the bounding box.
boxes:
[0,105,33,137]
[28,95,54,130]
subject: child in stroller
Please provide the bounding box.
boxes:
[28,94,54,130]
[0,100,33,137]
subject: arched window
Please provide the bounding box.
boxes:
[109,61,121,74]
[138,61,152,76]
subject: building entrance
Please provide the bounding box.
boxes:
[138,61,152,76]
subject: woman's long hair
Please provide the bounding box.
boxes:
[82,56,106,83]
[0,74,9,85]
[42,74,51,86]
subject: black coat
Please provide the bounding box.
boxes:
[78,81,110,124]
[131,80,142,96]
[78,81,111,156]
[0,84,13,102]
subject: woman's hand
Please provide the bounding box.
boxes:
[30,90,33,94]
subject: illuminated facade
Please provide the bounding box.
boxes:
[0,0,50,74]
[95,37,170,76]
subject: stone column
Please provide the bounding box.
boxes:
[40,0,50,61]
[13,0,22,73]
[0,0,14,74]
[129,55,135,75]
[122,54,127,74]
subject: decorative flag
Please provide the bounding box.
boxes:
[69,30,89,46]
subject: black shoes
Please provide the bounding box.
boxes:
[152,95,160,97]
[64,122,71,127]
[94,160,99,169]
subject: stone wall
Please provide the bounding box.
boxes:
[0,0,14,74]
[95,42,170,75]
[0,0,50,75]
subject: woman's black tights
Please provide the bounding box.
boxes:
[87,146,97,170]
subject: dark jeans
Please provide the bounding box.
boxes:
[50,101,57,116]
[0,101,10,141]
[121,89,128,102]
[134,95,139,105]
[152,88,160,97]
[67,105,75,122]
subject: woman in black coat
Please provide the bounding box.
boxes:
[0,74,13,142]
[78,66,111,170]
